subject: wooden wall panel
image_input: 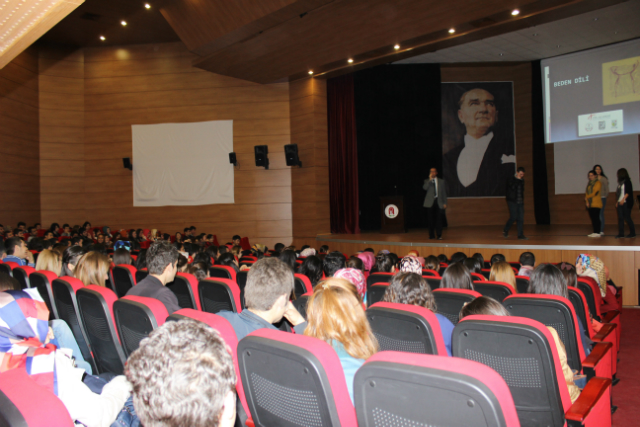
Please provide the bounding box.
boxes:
[39,46,85,227]
[440,63,534,227]
[77,42,293,245]
[0,47,40,227]
[290,77,331,241]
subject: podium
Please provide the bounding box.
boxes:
[380,196,406,234]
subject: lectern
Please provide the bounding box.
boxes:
[380,196,406,234]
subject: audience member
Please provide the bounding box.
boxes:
[188,262,210,281]
[373,253,395,274]
[278,249,298,272]
[323,251,347,277]
[437,254,448,263]
[125,320,236,427]
[399,256,422,274]
[61,246,85,277]
[318,245,329,254]
[135,249,148,270]
[463,256,482,274]
[0,272,19,291]
[176,254,189,272]
[440,262,474,290]
[449,252,467,264]
[217,258,306,340]
[518,252,535,277]
[472,252,485,267]
[35,249,62,276]
[217,252,239,273]
[74,252,110,287]
[490,253,506,265]
[232,235,241,246]
[299,255,323,288]
[304,278,378,404]
[489,261,516,289]
[356,251,376,277]
[383,272,454,356]
[334,267,366,299]
[3,237,35,267]
[300,247,316,257]
[346,256,364,272]
[424,255,439,271]
[113,248,132,266]
[126,241,181,315]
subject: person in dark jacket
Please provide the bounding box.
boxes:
[615,168,635,238]
[503,167,527,240]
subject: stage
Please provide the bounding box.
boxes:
[315,225,640,306]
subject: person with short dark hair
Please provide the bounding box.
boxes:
[346,256,364,272]
[318,245,329,254]
[449,252,467,264]
[125,320,237,427]
[217,252,239,273]
[218,258,307,340]
[518,251,535,277]
[424,255,439,271]
[504,166,527,239]
[299,255,323,288]
[423,167,448,240]
[323,251,346,277]
[273,243,285,254]
[125,241,181,314]
[232,235,241,246]
[440,262,474,290]
[62,246,85,277]
[4,237,35,267]
[16,221,26,230]
[615,167,635,238]
[188,262,210,281]
[490,253,506,265]
[437,254,448,263]
[373,253,395,273]
[113,248,132,266]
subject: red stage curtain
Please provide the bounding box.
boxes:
[328,74,360,234]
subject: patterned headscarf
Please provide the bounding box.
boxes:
[400,256,423,274]
[300,248,317,257]
[0,291,58,394]
[357,252,376,272]
[577,254,607,296]
[334,268,366,298]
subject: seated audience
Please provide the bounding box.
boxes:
[518,252,536,277]
[334,267,366,299]
[424,255,440,271]
[304,278,378,404]
[437,254,448,263]
[356,251,376,278]
[75,252,110,287]
[489,261,517,290]
[399,256,422,274]
[0,272,19,290]
[0,291,130,426]
[527,264,592,358]
[472,252,485,267]
[318,244,329,254]
[177,254,189,272]
[125,241,181,315]
[463,256,482,274]
[232,235,241,246]
[346,256,364,272]
[217,252,240,273]
[61,246,85,277]
[3,237,35,267]
[192,251,212,268]
[217,258,307,340]
[449,252,467,264]
[125,320,236,427]
[490,253,506,265]
[459,295,581,403]
[113,248,132,266]
[383,272,454,356]
[278,249,298,272]
[135,249,148,270]
[373,253,395,274]
[440,262,475,290]
[274,242,285,254]
[35,248,62,276]
[188,262,210,281]
[576,254,608,299]
[323,251,347,277]
[299,255,323,288]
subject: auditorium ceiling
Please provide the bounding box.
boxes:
[37,0,636,84]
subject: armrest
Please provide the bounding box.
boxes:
[565,377,611,426]
[245,419,255,427]
[592,323,616,342]
[602,310,620,324]
[582,342,612,380]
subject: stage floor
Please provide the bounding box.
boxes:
[317,225,640,251]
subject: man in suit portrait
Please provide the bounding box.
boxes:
[442,87,516,197]
[423,167,447,240]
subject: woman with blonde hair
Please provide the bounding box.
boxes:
[304,278,378,404]
[489,261,516,289]
[74,251,111,287]
[35,249,62,276]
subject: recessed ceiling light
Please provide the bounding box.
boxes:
[308,70,313,75]
[448,28,455,34]
[511,9,520,16]
[348,58,353,63]
[99,35,106,41]
[121,20,127,26]
[593,17,598,21]
[533,33,538,36]
[394,44,400,50]
[614,31,618,34]
[145,3,151,9]
[499,53,504,56]
[557,44,561,48]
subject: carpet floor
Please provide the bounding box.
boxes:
[612,308,639,426]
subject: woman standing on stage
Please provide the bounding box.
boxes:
[615,168,635,238]
[585,170,602,237]
[593,165,608,235]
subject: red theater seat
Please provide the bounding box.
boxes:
[113,296,169,357]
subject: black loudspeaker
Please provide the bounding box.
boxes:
[122,157,132,171]
[229,152,238,166]
[284,144,302,167]
[254,145,269,169]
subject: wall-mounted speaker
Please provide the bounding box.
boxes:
[229,152,238,166]
[284,144,302,167]
[254,145,269,169]
[123,157,132,171]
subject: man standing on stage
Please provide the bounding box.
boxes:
[503,167,527,240]
[423,167,447,240]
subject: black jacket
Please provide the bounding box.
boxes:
[617,179,634,208]
[505,175,524,203]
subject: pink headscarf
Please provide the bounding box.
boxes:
[334,268,366,299]
[357,252,376,272]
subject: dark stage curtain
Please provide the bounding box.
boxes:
[327,74,360,234]
[354,64,442,231]
[531,61,551,224]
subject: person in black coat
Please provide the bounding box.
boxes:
[615,168,635,238]
[503,167,527,239]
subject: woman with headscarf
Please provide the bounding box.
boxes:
[576,254,618,312]
[356,251,376,278]
[0,291,131,426]
[334,268,366,300]
[399,255,423,275]
[584,170,602,237]
[300,247,316,258]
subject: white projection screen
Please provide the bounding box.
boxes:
[554,134,639,195]
[132,120,234,207]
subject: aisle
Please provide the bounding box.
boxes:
[612,308,640,426]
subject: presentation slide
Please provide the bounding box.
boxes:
[542,38,640,143]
